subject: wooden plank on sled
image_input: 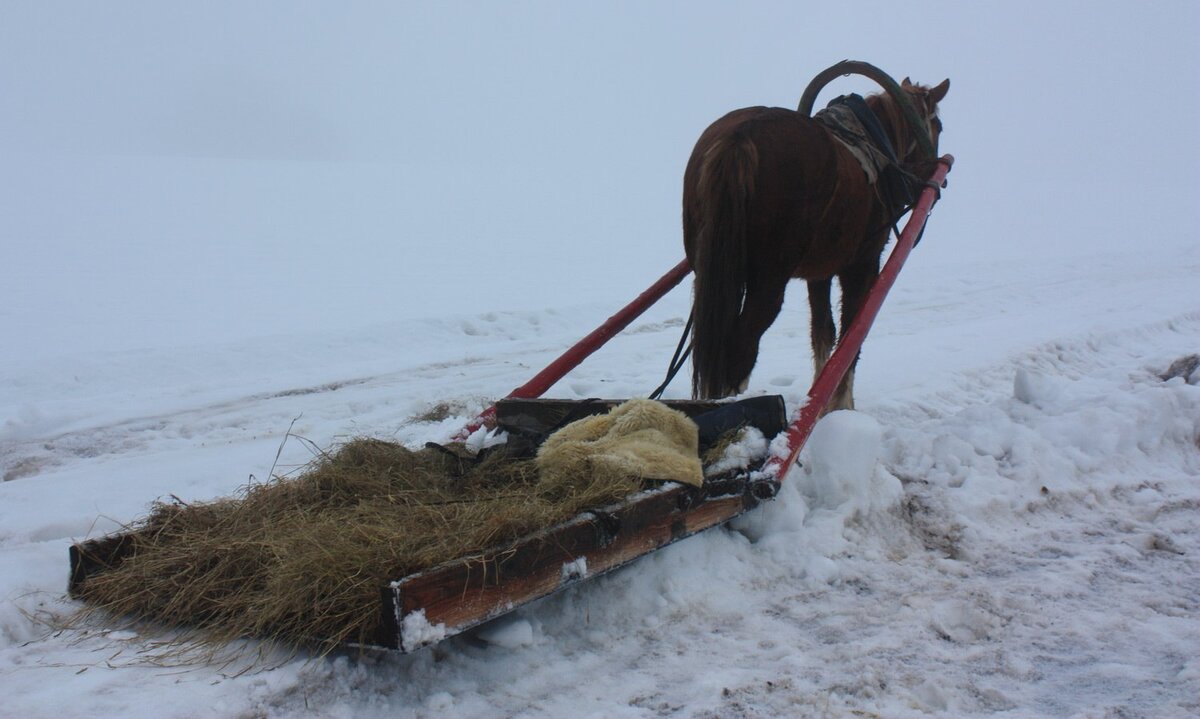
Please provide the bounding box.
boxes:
[379,470,777,652]
[66,463,774,653]
[494,398,723,436]
[68,533,135,598]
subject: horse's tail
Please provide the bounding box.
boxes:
[691,131,758,398]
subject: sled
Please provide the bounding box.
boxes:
[69,61,953,653]
[382,151,951,652]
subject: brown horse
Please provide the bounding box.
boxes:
[683,78,948,408]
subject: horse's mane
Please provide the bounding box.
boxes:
[864,87,927,165]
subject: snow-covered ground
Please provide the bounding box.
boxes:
[1,240,1197,718]
[3,3,1199,717]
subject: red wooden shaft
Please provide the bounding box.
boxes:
[452,258,693,440]
[764,155,954,479]
[506,258,692,400]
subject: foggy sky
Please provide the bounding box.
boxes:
[2,2,1197,357]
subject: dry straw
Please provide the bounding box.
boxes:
[74,438,646,652]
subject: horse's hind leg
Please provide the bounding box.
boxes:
[831,260,879,411]
[807,278,836,386]
[728,280,788,395]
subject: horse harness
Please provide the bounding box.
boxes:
[813,93,928,220]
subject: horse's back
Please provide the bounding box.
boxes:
[683,106,869,280]
[684,106,825,182]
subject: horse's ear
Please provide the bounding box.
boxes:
[930,78,950,104]
[901,76,912,87]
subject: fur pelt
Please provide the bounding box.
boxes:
[536,399,704,490]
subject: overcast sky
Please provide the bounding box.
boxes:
[2,2,1197,357]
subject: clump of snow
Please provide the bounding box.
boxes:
[560,556,587,582]
[399,609,446,653]
[424,691,456,712]
[461,426,507,453]
[927,598,1001,644]
[1012,367,1064,407]
[0,596,39,647]
[475,616,535,649]
[1158,353,1200,384]
[766,417,803,475]
[481,429,510,450]
[796,410,902,517]
[732,472,809,543]
[703,426,768,477]
[728,411,901,585]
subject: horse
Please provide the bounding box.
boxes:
[682,77,948,410]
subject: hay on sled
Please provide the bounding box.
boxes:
[73,400,703,652]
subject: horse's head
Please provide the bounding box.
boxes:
[901,77,949,156]
[866,77,949,172]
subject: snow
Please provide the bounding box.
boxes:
[561,556,589,582]
[3,3,1200,718]
[476,617,536,650]
[794,411,901,516]
[704,427,769,478]
[4,251,1195,719]
[400,611,448,654]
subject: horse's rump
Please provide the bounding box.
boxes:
[683,108,868,398]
